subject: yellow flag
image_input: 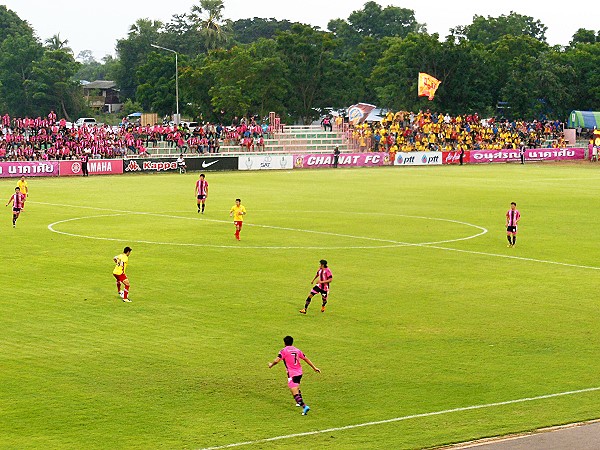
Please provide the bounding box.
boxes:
[418,72,441,101]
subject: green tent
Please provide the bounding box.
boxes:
[568,110,600,129]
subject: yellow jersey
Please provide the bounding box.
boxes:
[113,253,129,275]
[230,204,246,222]
[17,180,28,196]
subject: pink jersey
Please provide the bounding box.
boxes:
[9,193,25,209]
[196,179,208,196]
[278,345,305,377]
[315,267,333,291]
[506,209,520,227]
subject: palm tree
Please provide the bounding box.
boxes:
[190,0,230,50]
[128,18,163,38]
[45,33,72,54]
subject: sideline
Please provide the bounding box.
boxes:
[199,386,600,449]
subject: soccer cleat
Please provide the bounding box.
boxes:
[321,306,326,313]
[299,309,307,314]
[296,403,301,407]
[507,244,512,248]
[302,405,310,415]
[122,298,132,303]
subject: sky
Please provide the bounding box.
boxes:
[2,0,598,60]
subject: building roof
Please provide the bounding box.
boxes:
[83,80,117,90]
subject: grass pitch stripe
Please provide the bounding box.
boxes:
[199,386,600,449]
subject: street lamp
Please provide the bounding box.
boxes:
[151,44,179,124]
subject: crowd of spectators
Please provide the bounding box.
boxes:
[347,110,568,153]
[0,111,274,161]
[1,109,574,161]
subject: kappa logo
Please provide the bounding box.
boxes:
[125,160,141,172]
[202,160,219,168]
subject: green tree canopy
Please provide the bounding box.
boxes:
[450,12,547,44]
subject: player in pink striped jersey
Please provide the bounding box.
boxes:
[195,173,209,213]
[268,335,320,415]
[506,202,521,247]
[300,260,333,314]
[6,187,26,228]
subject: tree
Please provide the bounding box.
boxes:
[114,18,163,100]
[200,40,290,119]
[370,34,445,111]
[0,6,43,115]
[346,1,425,39]
[450,12,547,45]
[45,33,72,54]
[179,54,214,120]
[0,32,43,116]
[328,2,424,54]
[560,42,600,113]
[161,13,204,56]
[230,18,295,45]
[0,5,33,43]
[76,50,96,65]
[25,50,83,119]
[190,0,230,51]
[276,24,337,123]
[136,52,182,115]
[121,98,144,116]
[569,28,598,47]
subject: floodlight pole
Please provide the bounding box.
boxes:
[151,44,179,123]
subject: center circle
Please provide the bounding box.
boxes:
[47,211,488,249]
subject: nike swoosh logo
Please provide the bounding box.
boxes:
[202,160,219,168]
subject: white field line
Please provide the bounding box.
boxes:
[38,201,600,270]
[39,201,487,249]
[199,386,600,450]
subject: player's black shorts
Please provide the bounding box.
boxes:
[291,375,302,384]
[506,226,517,233]
[12,208,21,213]
[197,195,206,200]
[311,285,328,299]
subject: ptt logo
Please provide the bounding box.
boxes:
[421,155,428,164]
[396,154,403,164]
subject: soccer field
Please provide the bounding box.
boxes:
[2,163,600,449]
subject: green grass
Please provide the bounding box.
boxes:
[2,163,600,449]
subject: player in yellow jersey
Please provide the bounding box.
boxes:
[113,246,132,302]
[17,176,28,209]
[229,198,246,241]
